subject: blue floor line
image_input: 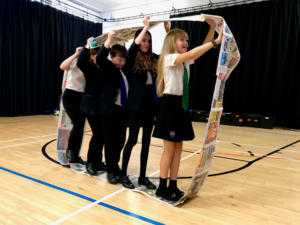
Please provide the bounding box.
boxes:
[0,166,164,225]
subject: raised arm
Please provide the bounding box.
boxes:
[104,29,116,49]
[96,30,116,66]
[135,16,150,45]
[203,19,216,45]
[174,26,223,64]
[60,47,82,70]
[77,38,93,73]
[164,21,171,33]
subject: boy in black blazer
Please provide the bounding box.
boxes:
[96,30,131,184]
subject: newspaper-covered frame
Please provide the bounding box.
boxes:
[178,14,240,204]
[60,14,240,205]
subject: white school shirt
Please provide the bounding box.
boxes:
[115,69,129,106]
[146,71,153,85]
[65,58,85,93]
[163,54,194,96]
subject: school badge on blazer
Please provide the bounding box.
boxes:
[170,131,175,138]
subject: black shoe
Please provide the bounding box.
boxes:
[172,188,184,198]
[66,150,86,164]
[138,177,156,189]
[86,162,97,175]
[97,162,107,171]
[119,176,135,189]
[77,157,86,165]
[107,173,119,184]
[156,189,180,201]
[86,162,106,175]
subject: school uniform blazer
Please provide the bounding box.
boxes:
[96,45,131,116]
[77,47,103,115]
[126,42,159,112]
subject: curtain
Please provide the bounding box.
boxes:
[0,0,102,116]
[171,0,300,129]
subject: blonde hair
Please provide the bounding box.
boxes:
[157,29,188,97]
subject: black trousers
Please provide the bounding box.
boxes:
[102,105,127,174]
[62,89,86,157]
[86,108,104,163]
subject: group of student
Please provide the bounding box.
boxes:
[60,16,223,201]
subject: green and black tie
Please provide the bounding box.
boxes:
[182,64,189,111]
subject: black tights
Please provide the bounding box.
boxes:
[120,125,153,178]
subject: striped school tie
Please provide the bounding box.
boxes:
[182,64,189,111]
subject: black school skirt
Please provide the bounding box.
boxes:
[126,85,156,128]
[153,94,195,142]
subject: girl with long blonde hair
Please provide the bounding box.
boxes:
[153,20,223,201]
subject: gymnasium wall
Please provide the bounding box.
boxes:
[0,0,102,117]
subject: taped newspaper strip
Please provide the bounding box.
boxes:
[70,163,182,206]
[63,14,240,205]
[179,14,240,203]
[95,15,206,46]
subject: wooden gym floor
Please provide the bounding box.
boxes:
[0,115,299,225]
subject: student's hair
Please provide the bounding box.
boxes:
[89,47,100,62]
[156,29,188,97]
[110,44,127,58]
[133,29,157,74]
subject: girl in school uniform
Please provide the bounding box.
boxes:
[60,47,86,164]
[153,20,223,201]
[119,17,170,189]
[76,38,106,175]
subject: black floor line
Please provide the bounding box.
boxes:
[214,155,249,163]
[180,149,250,163]
[42,139,69,167]
[232,143,241,147]
[208,139,300,177]
[41,135,300,179]
[248,151,254,156]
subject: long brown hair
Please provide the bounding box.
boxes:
[133,29,158,74]
[157,29,188,97]
[89,47,100,62]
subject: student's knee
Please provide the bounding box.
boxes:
[164,148,176,158]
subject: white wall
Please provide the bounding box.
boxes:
[101,0,210,55]
[101,0,210,22]
[100,0,264,54]
[122,22,168,55]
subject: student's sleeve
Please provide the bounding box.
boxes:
[96,45,111,68]
[77,47,90,74]
[187,59,194,66]
[127,42,141,66]
[70,58,77,70]
[165,54,180,67]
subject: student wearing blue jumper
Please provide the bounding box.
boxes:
[96,30,131,184]
[119,16,170,189]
